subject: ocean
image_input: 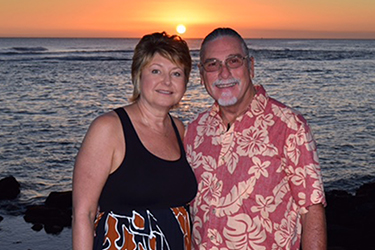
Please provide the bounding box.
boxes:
[0,37,375,248]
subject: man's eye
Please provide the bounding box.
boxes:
[206,61,218,67]
[228,57,241,65]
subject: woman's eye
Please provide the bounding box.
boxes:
[173,71,182,77]
[151,69,160,74]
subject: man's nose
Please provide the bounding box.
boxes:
[219,63,232,78]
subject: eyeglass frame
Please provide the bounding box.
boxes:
[200,54,249,72]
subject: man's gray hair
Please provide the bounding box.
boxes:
[200,27,250,60]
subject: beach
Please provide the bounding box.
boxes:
[0,215,71,249]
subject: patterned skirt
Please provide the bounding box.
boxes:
[93,206,191,250]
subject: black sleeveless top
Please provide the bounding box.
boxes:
[94,107,197,250]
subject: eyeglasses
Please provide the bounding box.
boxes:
[201,55,248,72]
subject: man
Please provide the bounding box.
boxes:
[184,28,327,250]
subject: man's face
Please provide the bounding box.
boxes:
[200,36,253,107]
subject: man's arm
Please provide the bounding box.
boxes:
[301,203,327,250]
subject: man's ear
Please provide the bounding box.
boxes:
[198,64,205,85]
[250,56,255,79]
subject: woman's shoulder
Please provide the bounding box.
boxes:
[88,109,122,136]
[171,116,186,139]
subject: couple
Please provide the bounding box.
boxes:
[72,28,327,250]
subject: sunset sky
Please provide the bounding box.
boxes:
[1,0,374,39]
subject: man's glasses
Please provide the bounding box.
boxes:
[201,55,248,72]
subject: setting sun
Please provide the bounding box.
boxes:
[176,24,186,35]
[0,0,374,38]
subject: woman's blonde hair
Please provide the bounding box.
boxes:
[130,32,192,102]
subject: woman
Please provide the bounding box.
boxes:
[72,32,197,250]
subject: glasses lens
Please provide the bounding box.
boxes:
[226,56,244,69]
[202,56,246,72]
[203,60,220,72]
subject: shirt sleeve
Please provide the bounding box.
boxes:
[284,116,326,213]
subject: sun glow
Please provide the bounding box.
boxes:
[0,1,374,39]
[176,24,186,34]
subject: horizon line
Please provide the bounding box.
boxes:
[1,36,375,40]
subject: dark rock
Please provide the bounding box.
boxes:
[0,215,3,223]
[325,190,356,226]
[31,223,43,231]
[23,190,72,234]
[45,191,72,209]
[24,205,71,228]
[327,224,357,250]
[44,224,64,234]
[0,176,20,200]
[326,181,375,249]
[356,181,375,200]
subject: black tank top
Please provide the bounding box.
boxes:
[98,107,197,212]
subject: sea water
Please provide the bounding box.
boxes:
[0,37,374,248]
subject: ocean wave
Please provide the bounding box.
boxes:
[1,45,374,62]
[251,48,375,61]
[12,46,48,52]
[0,56,132,62]
[2,51,372,63]
[0,48,134,61]
[0,47,133,55]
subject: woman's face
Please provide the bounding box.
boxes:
[139,53,186,109]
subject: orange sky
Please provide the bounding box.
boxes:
[1,0,374,39]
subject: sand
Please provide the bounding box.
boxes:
[0,215,71,250]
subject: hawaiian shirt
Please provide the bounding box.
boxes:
[184,85,326,250]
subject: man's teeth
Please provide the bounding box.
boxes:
[216,82,236,88]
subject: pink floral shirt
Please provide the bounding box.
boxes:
[184,85,326,250]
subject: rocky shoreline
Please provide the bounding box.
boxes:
[1,175,374,249]
[325,181,375,249]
